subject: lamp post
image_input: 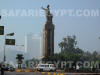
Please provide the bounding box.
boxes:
[3,33,14,62]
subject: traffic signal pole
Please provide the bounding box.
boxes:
[3,33,14,63]
[3,35,6,62]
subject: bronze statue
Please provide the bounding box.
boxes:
[42,5,53,22]
[0,15,1,19]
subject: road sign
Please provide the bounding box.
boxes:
[0,26,4,35]
[5,39,15,45]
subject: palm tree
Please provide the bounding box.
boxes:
[16,54,24,69]
[58,42,64,52]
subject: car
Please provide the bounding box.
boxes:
[8,67,15,72]
[36,64,56,72]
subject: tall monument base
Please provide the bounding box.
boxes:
[42,5,55,61]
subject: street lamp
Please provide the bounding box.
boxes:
[3,33,14,62]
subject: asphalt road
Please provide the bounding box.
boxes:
[1,72,100,75]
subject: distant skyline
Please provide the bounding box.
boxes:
[0,0,100,56]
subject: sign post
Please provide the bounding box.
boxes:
[0,26,4,35]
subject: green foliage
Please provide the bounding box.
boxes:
[55,35,100,62]
[57,35,83,61]
[58,35,77,52]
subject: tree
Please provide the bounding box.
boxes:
[58,35,77,52]
[55,35,84,69]
[16,54,24,69]
[58,42,64,51]
[92,51,98,61]
[55,35,100,71]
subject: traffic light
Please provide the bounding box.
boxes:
[5,39,15,45]
[0,26,4,35]
[16,54,24,60]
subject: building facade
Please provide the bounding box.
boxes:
[25,33,42,59]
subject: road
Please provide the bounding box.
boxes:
[0,72,100,75]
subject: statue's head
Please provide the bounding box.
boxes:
[47,5,50,9]
[0,16,1,19]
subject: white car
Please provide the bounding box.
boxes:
[36,64,56,72]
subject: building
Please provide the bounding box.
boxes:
[25,33,42,59]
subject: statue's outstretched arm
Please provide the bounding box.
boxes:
[41,7,46,10]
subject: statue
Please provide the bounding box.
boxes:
[42,5,55,61]
[42,5,53,22]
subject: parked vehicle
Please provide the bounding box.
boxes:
[8,67,15,72]
[36,64,56,72]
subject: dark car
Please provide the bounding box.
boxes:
[8,67,15,72]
